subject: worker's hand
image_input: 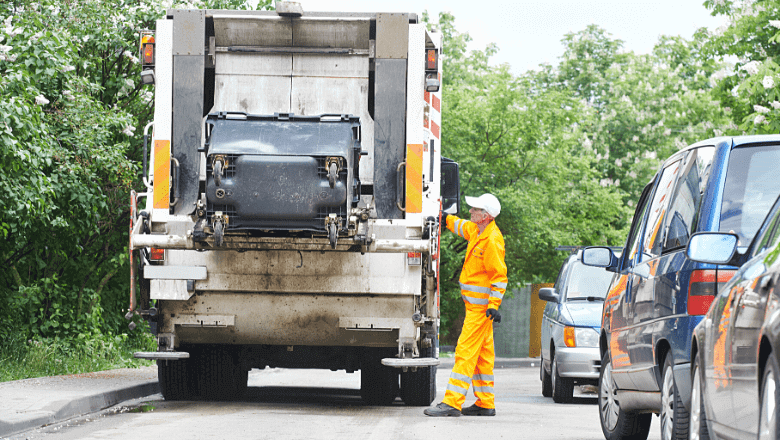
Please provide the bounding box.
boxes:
[440,211,450,224]
[486,308,501,323]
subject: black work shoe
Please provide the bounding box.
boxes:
[423,402,461,417]
[461,403,496,416]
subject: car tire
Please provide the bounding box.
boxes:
[541,360,552,397]
[758,353,779,440]
[689,355,710,440]
[552,354,574,403]
[660,354,689,440]
[599,351,652,440]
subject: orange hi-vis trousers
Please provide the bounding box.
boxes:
[442,307,496,410]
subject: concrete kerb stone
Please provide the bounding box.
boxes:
[0,380,159,439]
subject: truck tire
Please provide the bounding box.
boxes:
[198,346,242,401]
[599,351,651,440]
[360,349,398,406]
[158,357,194,401]
[400,344,437,406]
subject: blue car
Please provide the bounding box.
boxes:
[687,194,780,439]
[583,135,780,440]
[539,250,616,403]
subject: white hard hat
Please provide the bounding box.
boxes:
[465,193,501,217]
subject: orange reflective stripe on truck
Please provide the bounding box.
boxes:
[153,140,170,209]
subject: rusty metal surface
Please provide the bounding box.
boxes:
[168,248,421,295]
[160,292,414,346]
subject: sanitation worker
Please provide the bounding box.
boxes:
[424,193,507,417]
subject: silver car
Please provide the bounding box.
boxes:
[539,250,615,403]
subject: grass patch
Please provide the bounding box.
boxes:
[0,332,155,382]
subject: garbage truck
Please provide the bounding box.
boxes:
[127,3,461,406]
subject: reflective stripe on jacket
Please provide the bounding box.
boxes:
[446,216,508,310]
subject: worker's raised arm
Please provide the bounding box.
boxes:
[446,215,479,241]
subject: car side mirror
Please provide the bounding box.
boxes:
[538,287,559,303]
[582,246,620,272]
[686,232,739,265]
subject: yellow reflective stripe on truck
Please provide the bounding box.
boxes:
[153,140,170,209]
[405,143,423,213]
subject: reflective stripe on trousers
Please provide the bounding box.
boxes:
[442,308,496,410]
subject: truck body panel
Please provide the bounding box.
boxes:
[130,5,449,405]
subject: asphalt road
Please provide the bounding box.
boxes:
[8,366,663,440]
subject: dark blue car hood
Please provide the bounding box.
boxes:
[560,301,603,328]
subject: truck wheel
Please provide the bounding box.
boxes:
[541,360,552,397]
[198,346,240,401]
[158,357,194,401]
[552,354,574,403]
[360,349,398,406]
[400,344,437,406]
[660,354,689,440]
[599,351,651,440]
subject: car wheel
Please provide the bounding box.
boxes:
[660,354,690,440]
[599,351,652,440]
[552,354,574,403]
[689,355,710,440]
[759,353,779,440]
[541,359,552,398]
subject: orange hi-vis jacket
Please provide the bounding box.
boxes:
[446,215,508,311]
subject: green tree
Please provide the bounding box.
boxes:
[427,14,628,342]
[702,0,780,133]
[555,25,731,202]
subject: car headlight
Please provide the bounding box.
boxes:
[563,326,599,348]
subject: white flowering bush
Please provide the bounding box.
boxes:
[557,26,730,200]
[704,0,780,133]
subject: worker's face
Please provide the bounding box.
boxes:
[469,207,490,224]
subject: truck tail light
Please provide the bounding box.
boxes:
[407,252,422,266]
[150,247,165,261]
[564,326,576,348]
[426,48,438,71]
[688,269,736,315]
[142,43,155,65]
[140,31,155,66]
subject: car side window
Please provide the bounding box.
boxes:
[642,159,682,261]
[663,147,716,252]
[623,182,655,271]
[752,197,780,257]
[553,257,571,293]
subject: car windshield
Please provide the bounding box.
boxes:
[720,144,780,248]
[563,261,613,301]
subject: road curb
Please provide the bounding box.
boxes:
[0,380,159,439]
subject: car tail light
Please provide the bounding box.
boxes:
[688,269,736,315]
[564,326,576,347]
[150,247,165,261]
